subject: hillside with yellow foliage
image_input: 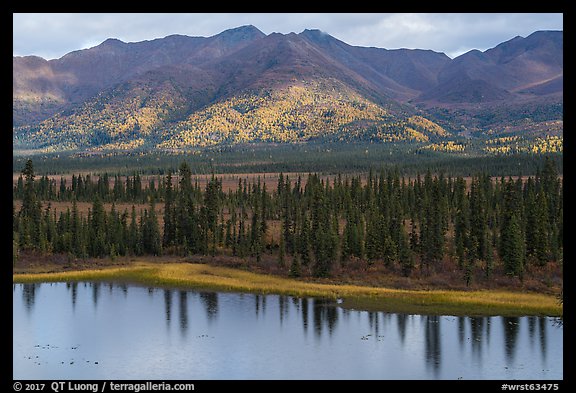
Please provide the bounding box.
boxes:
[14,80,190,152]
[15,78,451,152]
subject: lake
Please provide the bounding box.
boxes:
[13,282,562,380]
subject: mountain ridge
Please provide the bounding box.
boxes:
[13,27,563,154]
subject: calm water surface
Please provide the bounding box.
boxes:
[13,282,563,380]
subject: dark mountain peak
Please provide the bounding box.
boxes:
[440,49,492,81]
[301,28,326,37]
[101,38,125,46]
[300,28,345,45]
[88,38,127,54]
[59,37,127,61]
[215,25,265,41]
[162,34,198,42]
[268,31,299,42]
[526,30,563,40]
[228,24,263,34]
[260,31,304,48]
[523,30,563,51]
[454,49,488,61]
[482,30,562,58]
[229,29,318,65]
[486,30,562,63]
[13,55,49,67]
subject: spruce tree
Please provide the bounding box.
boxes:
[163,171,176,247]
[399,224,414,277]
[90,196,107,257]
[20,159,42,248]
[469,177,488,261]
[454,180,470,269]
[364,211,382,262]
[278,230,285,267]
[13,230,19,266]
[204,174,221,255]
[289,254,302,278]
[310,180,337,277]
[500,178,525,277]
[298,212,311,266]
[532,191,550,266]
[250,202,263,263]
[128,206,140,256]
[502,213,525,278]
[143,200,162,256]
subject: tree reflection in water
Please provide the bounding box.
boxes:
[92,282,100,309]
[425,315,441,377]
[22,283,38,312]
[367,312,379,337]
[301,297,309,334]
[164,289,172,327]
[199,292,218,322]
[538,317,547,364]
[503,317,520,364]
[470,317,484,361]
[397,313,409,345]
[279,295,288,325]
[13,283,562,380]
[457,316,466,350]
[312,299,339,338]
[179,291,188,336]
[67,282,78,311]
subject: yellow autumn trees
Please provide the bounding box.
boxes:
[21,83,188,149]
[158,79,394,148]
[156,80,453,149]
[483,134,562,154]
[421,141,466,152]
[530,136,563,154]
[19,75,561,156]
[406,115,447,137]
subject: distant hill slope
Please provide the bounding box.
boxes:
[13,27,562,153]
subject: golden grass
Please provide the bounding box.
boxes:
[13,262,562,317]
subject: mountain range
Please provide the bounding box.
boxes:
[13,25,563,153]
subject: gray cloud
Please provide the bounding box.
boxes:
[13,13,563,60]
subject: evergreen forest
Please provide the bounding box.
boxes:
[13,158,563,285]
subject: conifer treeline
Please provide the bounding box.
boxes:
[13,159,563,282]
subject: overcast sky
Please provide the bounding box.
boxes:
[13,13,563,60]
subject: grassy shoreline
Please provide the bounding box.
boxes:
[13,262,561,317]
